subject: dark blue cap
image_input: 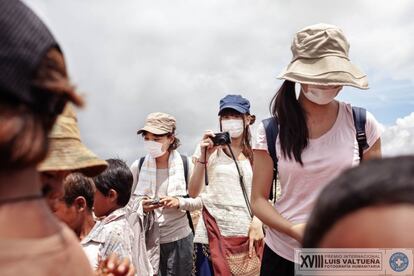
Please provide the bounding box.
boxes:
[218,94,251,115]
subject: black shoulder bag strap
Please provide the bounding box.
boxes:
[138,154,195,234]
[262,117,279,202]
[226,145,253,218]
[352,106,369,161]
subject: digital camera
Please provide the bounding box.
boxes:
[211,132,231,146]
[150,198,160,205]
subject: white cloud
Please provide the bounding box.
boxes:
[23,0,414,164]
[382,112,414,157]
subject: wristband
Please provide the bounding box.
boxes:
[196,158,207,165]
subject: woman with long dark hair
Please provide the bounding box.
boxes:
[251,23,382,275]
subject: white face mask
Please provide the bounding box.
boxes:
[144,140,166,158]
[221,119,244,138]
[302,85,342,105]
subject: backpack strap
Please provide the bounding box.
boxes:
[261,117,279,201]
[180,154,189,189]
[138,156,145,173]
[180,154,195,235]
[352,106,369,161]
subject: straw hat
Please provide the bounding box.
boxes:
[38,105,108,177]
[137,112,176,135]
[278,23,368,89]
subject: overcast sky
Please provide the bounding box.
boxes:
[25,0,414,164]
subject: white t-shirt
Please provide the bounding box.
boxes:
[253,102,381,262]
[193,148,253,244]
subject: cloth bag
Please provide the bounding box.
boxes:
[202,207,262,276]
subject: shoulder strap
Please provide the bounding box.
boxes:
[138,156,145,171]
[180,154,195,235]
[352,106,369,161]
[262,117,279,201]
[180,154,189,188]
[133,156,145,191]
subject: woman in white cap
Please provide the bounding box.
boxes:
[189,95,264,276]
[129,112,202,276]
[251,23,382,275]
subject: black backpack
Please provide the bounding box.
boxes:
[262,106,370,201]
[138,154,195,234]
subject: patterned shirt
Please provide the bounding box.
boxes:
[81,208,135,269]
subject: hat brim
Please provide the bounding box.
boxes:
[137,126,169,135]
[278,56,369,89]
[38,138,108,177]
[218,104,248,115]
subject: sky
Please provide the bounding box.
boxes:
[25,0,414,164]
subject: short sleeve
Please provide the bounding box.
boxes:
[187,156,194,180]
[364,111,382,152]
[252,122,269,151]
[130,160,139,194]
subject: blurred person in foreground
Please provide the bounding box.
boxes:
[0,1,133,275]
[303,156,414,248]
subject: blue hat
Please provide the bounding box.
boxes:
[218,94,250,115]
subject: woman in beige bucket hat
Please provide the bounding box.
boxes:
[251,23,382,275]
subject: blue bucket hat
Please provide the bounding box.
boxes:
[218,94,251,115]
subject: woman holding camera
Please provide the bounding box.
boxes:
[189,95,264,276]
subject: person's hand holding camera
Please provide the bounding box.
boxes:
[199,130,219,163]
[142,197,163,213]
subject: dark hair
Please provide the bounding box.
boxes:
[93,158,133,207]
[0,48,82,171]
[303,156,414,248]
[141,131,181,151]
[63,173,95,210]
[219,108,254,164]
[270,80,308,165]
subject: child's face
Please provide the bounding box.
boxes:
[41,171,70,210]
[93,189,116,218]
[53,198,81,232]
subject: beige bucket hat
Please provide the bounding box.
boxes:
[38,104,108,177]
[137,112,176,135]
[278,23,368,89]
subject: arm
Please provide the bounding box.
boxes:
[362,111,382,161]
[248,216,264,257]
[188,157,206,198]
[188,131,218,198]
[251,150,305,243]
[178,196,203,211]
[363,138,381,161]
